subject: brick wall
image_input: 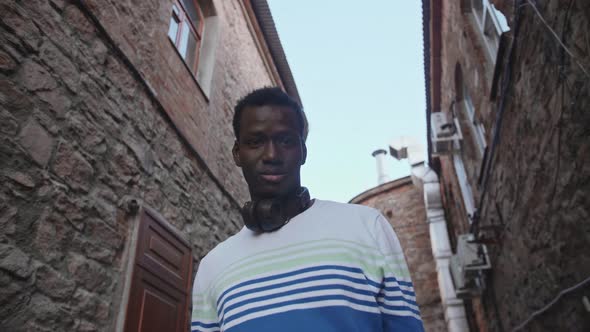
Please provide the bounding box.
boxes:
[0,0,282,330]
[434,0,590,330]
[351,178,447,332]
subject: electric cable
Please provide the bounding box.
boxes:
[511,275,590,331]
[525,0,589,77]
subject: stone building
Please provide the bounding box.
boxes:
[423,0,590,331]
[0,0,299,331]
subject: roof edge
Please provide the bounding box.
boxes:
[250,0,302,106]
[348,176,413,204]
[422,0,433,165]
[422,0,442,172]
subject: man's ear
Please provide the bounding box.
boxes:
[301,142,307,165]
[232,141,242,167]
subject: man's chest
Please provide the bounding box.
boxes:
[208,239,386,331]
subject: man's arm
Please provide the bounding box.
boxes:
[190,264,220,332]
[373,213,425,332]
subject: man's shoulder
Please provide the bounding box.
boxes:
[197,228,246,276]
[315,199,381,219]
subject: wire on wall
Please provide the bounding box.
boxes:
[525,0,589,77]
[511,275,590,331]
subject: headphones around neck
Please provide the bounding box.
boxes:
[241,187,311,233]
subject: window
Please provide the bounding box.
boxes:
[168,0,205,75]
[453,152,476,221]
[467,1,509,63]
[471,0,484,26]
[454,64,487,160]
[167,0,220,97]
[482,5,506,59]
[462,85,487,158]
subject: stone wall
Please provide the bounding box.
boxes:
[0,0,280,330]
[79,0,280,200]
[351,178,447,332]
[435,0,590,330]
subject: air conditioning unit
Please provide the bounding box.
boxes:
[431,112,462,155]
[449,233,491,298]
[390,145,408,160]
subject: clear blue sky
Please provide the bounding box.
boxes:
[267,1,427,203]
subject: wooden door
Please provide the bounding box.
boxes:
[124,208,193,332]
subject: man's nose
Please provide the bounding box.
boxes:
[262,141,281,163]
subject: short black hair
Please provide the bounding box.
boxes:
[233,87,308,141]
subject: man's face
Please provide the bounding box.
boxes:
[233,104,307,201]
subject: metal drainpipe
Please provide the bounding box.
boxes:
[414,163,470,332]
[394,142,469,332]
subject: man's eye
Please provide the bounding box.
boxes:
[277,136,297,146]
[245,138,263,146]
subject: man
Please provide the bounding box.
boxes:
[191,87,424,332]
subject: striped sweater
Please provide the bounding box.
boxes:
[191,199,424,332]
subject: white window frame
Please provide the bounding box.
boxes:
[469,0,510,63]
[166,0,220,98]
[453,150,476,221]
[463,87,487,158]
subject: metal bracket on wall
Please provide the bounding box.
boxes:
[476,224,504,245]
[119,196,141,216]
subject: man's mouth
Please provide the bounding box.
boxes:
[259,173,286,183]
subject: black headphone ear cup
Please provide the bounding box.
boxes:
[297,187,310,207]
[241,201,261,232]
[241,188,310,233]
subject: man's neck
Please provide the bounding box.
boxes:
[252,187,311,221]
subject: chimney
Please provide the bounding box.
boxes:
[372,149,390,185]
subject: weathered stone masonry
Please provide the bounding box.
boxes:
[0,0,285,330]
[426,0,590,330]
[477,2,590,330]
